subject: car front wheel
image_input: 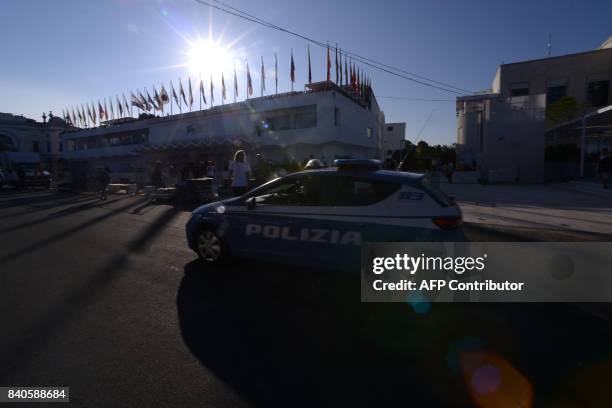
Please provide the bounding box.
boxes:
[196,228,224,263]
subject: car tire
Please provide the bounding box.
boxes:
[195,227,225,264]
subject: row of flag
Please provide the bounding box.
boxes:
[61,44,373,128]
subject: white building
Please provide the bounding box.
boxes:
[382,122,406,158]
[61,82,388,185]
[0,112,67,173]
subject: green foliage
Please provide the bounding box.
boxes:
[399,141,456,171]
[546,96,582,123]
[545,144,580,163]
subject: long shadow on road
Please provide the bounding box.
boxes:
[176,260,472,407]
[0,207,182,384]
[0,197,150,266]
[177,259,612,407]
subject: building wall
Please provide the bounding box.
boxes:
[61,90,383,164]
[457,95,546,182]
[382,122,406,157]
[497,47,612,108]
[0,113,66,172]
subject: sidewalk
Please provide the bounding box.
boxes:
[440,183,612,236]
[549,179,612,200]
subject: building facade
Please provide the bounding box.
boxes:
[382,122,406,159]
[0,112,67,172]
[61,83,386,185]
[457,36,612,182]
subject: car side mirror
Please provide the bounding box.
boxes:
[246,197,256,210]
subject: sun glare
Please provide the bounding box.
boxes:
[186,39,233,76]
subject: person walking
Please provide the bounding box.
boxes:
[228,150,251,196]
[600,150,612,189]
[445,161,454,184]
[97,167,111,200]
[151,161,164,188]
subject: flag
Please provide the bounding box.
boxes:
[146,89,157,111]
[339,49,343,86]
[179,78,187,106]
[160,84,170,106]
[307,44,312,84]
[233,65,238,98]
[91,102,97,124]
[290,49,295,84]
[344,54,348,89]
[326,41,331,82]
[335,44,339,83]
[153,86,161,110]
[210,75,214,104]
[110,98,115,120]
[221,72,226,101]
[171,81,180,108]
[246,61,253,97]
[188,76,193,108]
[274,52,278,94]
[98,101,105,120]
[131,92,142,109]
[77,106,82,124]
[81,105,86,126]
[123,93,130,115]
[116,95,123,117]
[356,66,360,95]
[199,75,206,106]
[104,98,109,120]
[260,56,265,96]
[139,91,151,111]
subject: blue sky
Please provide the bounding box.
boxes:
[1,0,610,145]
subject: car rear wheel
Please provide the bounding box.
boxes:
[196,228,224,263]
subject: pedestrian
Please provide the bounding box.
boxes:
[600,150,612,189]
[228,150,251,196]
[167,164,179,187]
[151,161,164,188]
[97,167,111,200]
[205,160,216,179]
[445,162,454,183]
[253,153,270,186]
[16,166,26,190]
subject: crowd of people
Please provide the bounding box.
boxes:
[146,150,283,197]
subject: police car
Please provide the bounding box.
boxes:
[186,159,465,269]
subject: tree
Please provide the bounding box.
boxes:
[546,96,582,123]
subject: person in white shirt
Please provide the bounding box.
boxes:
[228,150,251,196]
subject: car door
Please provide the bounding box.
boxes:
[225,175,319,261]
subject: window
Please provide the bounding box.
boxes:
[387,126,394,131]
[251,175,336,206]
[294,106,317,129]
[587,80,610,107]
[546,80,567,106]
[268,114,291,131]
[262,105,317,131]
[334,176,399,206]
[334,107,341,127]
[510,82,529,97]
[32,141,40,152]
[366,127,372,138]
[249,175,399,207]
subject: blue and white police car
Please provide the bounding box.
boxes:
[186,159,465,269]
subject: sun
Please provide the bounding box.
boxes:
[186,39,233,76]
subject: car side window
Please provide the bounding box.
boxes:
[250,175,336,206]
[333,176,399,206]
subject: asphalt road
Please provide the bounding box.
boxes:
[1,190,612,407]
